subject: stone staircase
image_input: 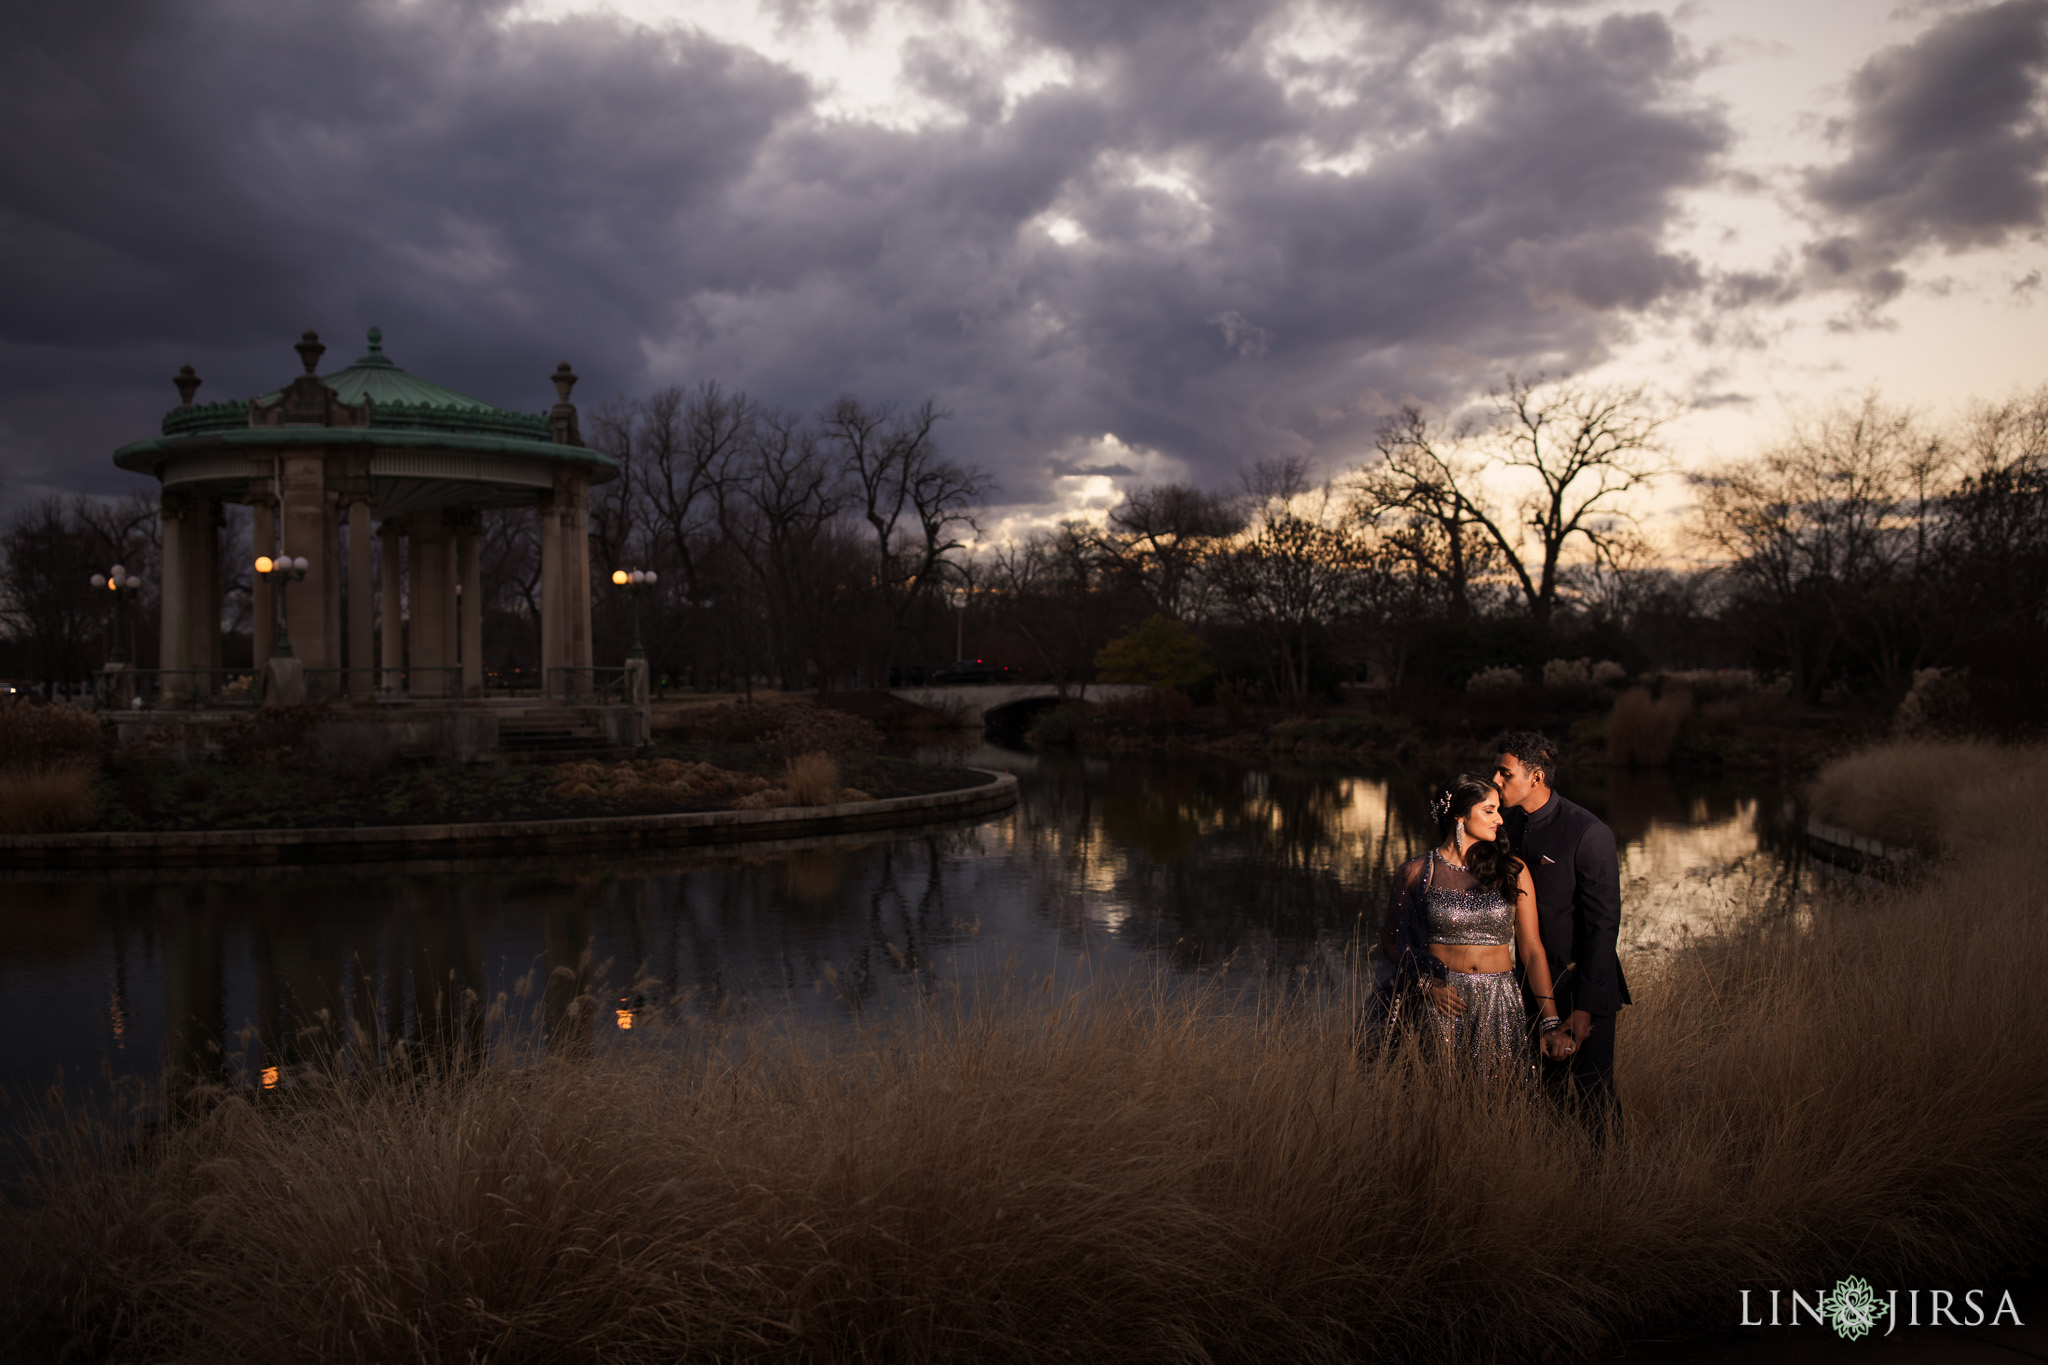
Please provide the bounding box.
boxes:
[496,710,625,763]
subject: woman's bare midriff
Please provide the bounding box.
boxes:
[1430,944,1514,974]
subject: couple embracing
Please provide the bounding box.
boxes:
[1373,731,1628,1124]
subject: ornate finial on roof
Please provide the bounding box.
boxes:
[366,326,384,354]
[552,361,578,403]
[173,364,202,406]
[295,330,326,375]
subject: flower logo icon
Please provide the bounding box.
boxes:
[1823,1276,1881,1340]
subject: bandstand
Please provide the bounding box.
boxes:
[112,327,619,713]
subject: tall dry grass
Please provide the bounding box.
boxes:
[1604,686,1692,767]
[1808,738,2036,856]
[0,764,99,833]
[783,750,842,806]
[7,754,2048,1362]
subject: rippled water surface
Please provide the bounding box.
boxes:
[0,744,1806,1105]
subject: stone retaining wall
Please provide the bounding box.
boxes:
[0,770,1017,869]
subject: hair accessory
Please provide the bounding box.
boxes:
[1429,791,1453,820]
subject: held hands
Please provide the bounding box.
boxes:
[1540,1010,1594,1061]
[1424,981,1468,1018]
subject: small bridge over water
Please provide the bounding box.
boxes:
[890,683,1148,729]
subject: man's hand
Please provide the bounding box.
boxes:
[1540,1028,1573,1060]
[1425,982,1467,1017]
[1566,1009,1593,1045]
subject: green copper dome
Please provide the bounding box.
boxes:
[159,327,554,442]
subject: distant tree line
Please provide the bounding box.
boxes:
[3,376,2042,726]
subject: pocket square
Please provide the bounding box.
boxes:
[1540,855,1556,865]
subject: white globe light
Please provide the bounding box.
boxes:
[109,565,125,580]
[644,570,658,585]
[91,574,106,589]
[293,556,309,572]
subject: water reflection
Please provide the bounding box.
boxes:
[0,747,1800,1113]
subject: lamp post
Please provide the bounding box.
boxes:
[254,554,309,659]
[89,565,145,665]
[610,568,656,660]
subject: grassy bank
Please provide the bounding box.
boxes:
[4,744,2043,1363]
[0,698,986,834]
[1047,677,1864,777]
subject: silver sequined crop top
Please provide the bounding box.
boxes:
[1423,854,1515,946]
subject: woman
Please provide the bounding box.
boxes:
[1374,773,1572,1076]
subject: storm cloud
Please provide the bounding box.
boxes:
[5,0,1735,514]
[1802,0,2048,299]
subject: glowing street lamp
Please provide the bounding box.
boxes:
[254,554,309,659]
[89,564,145,664]
[610,567,657,660]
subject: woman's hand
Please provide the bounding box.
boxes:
[1540,1025,1575,1061]
[1425,981,1467,1017]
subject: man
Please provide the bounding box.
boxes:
[1495,731,1629,1128]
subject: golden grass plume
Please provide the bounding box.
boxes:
[1605,685,1692,768]
[0,763,100,834]
[1808,738,2036,856]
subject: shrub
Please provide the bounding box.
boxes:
[1541,657,1593,693]
[673,702,882,762]
[1591,660,1628,688]
[1606,686,1692,767]
[1463,665,1525,696]
[1026,703,1088,749]
[1892,667,1971,738]
[782,751,841,806]
[217,705,326,768]
[1649,669,1756,703]
[0,765,100,834]
[1094,615,1212,688]
[305,721,397,777]
[0,698,104,774]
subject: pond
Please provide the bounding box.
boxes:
[0,744,1810,1111]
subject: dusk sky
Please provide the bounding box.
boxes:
[5,0,2044,542]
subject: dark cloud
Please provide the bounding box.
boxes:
[0,0,1727,515]
[1802,0,2048,295]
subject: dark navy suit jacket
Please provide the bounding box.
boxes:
[1504,792,1631,1016]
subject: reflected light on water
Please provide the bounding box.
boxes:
[260,1066,279,1089]
[616,1009,634,1030]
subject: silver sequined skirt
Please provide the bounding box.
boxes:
[1424,969,1535,1083]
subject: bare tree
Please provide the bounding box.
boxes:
[1692,395,1947,700]
[819,397,991,686]
[1098,483,1241,622]
[982,522,1108,695]
[1,498,114,688]
[1210,459,1374,707]
[1366,376,1669,621]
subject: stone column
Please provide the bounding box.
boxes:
[379,524,402,692]
[251,497,276,668]
[347,499,374,699]
[442,530,460,689]
[408,513,449,698]
[568,475,593,679]
[457,522,483,698]
[208,500,224,673]
[323,491,343,682]
[278,454,329,669]
[537,495,562,696]
[182,501,218,697]
[159,493,189,694]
